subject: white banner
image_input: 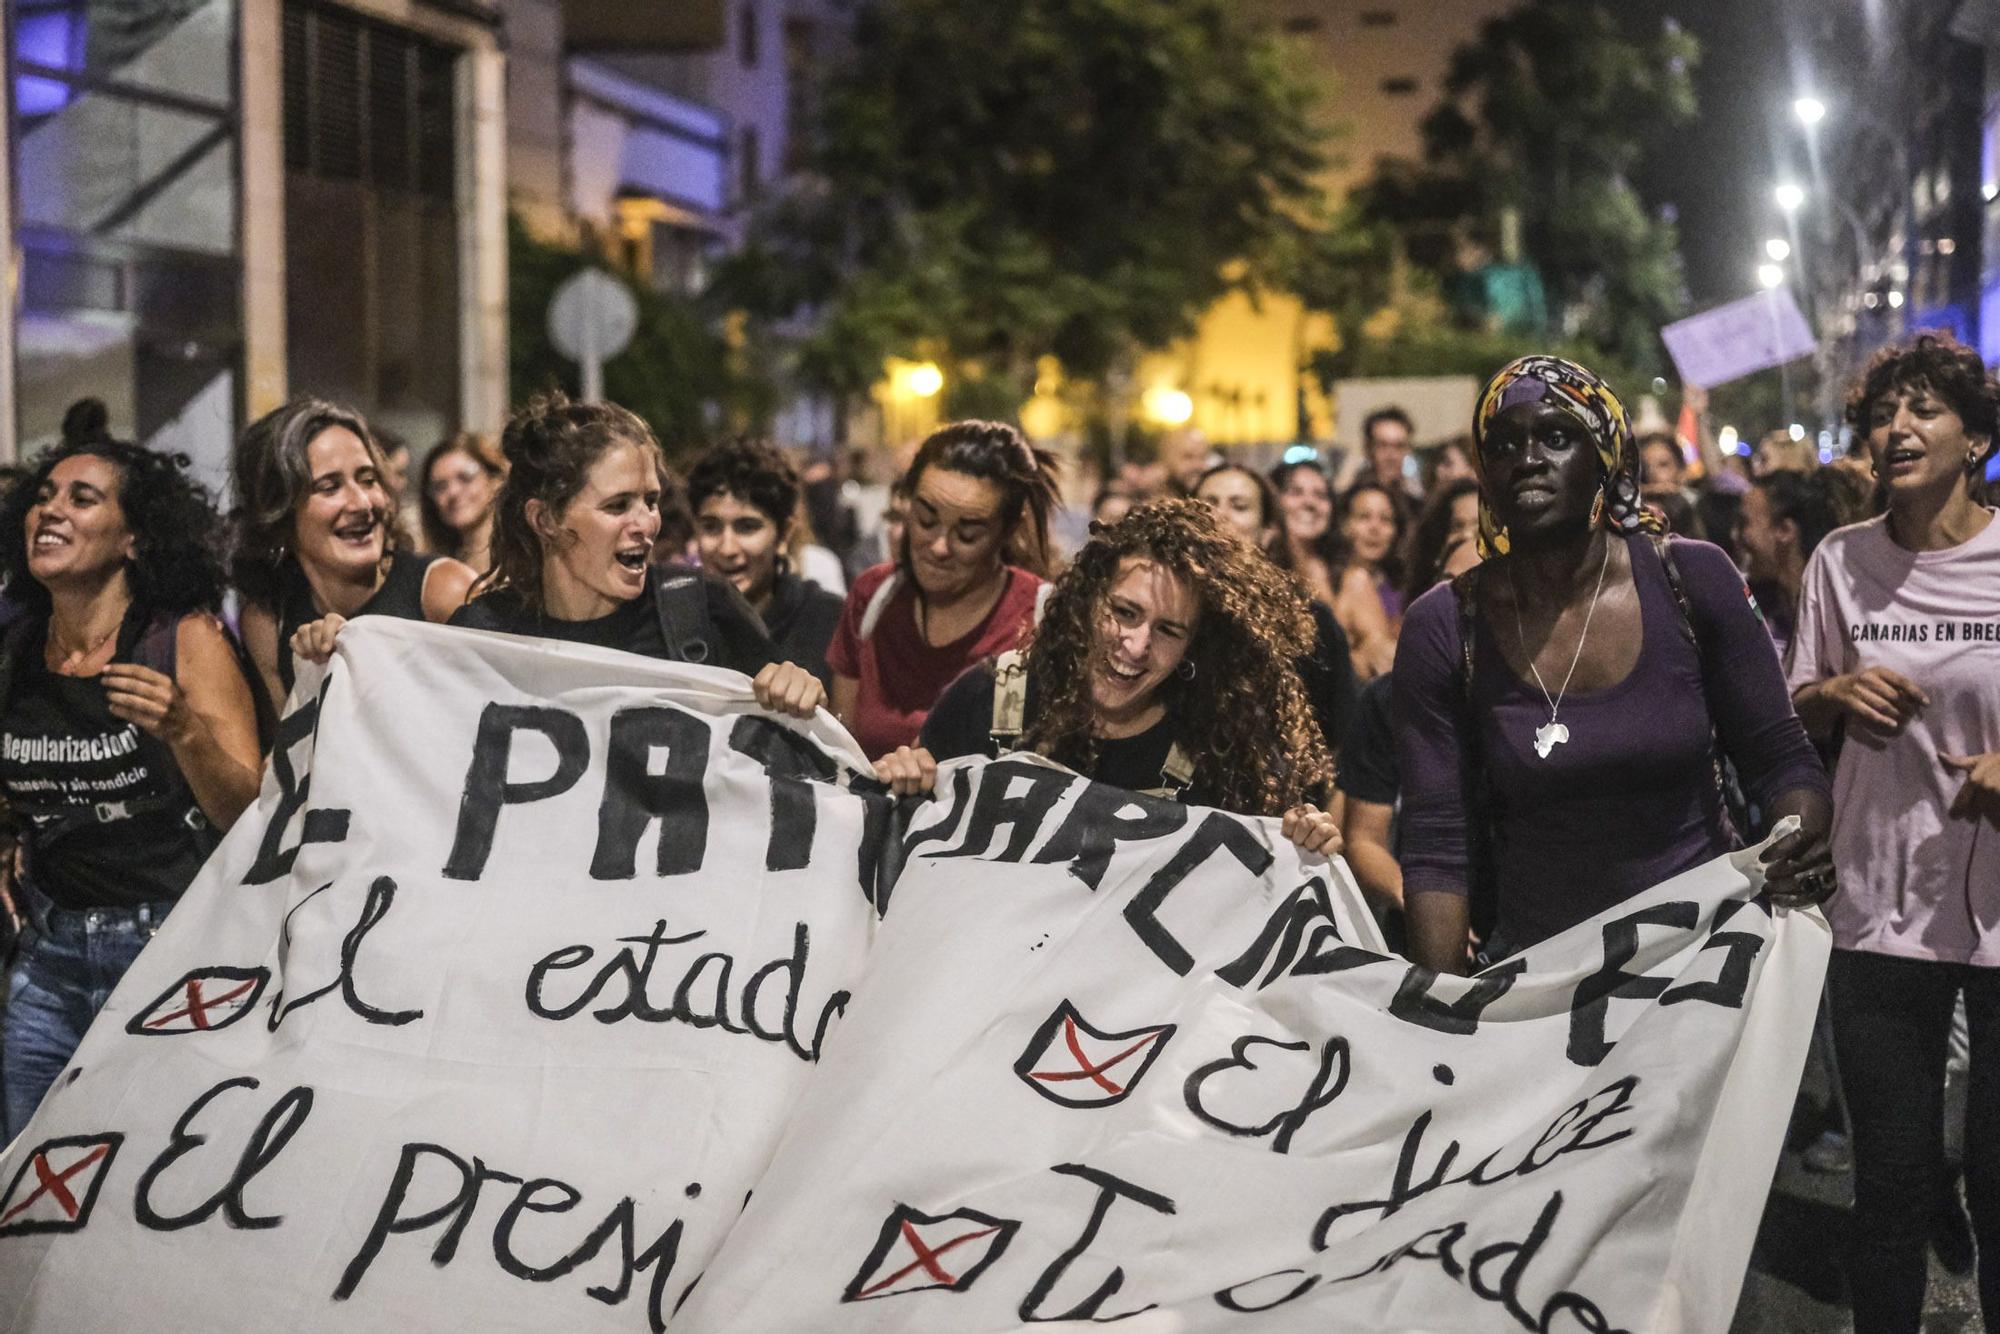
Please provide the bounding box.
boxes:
[0,622,1829,1332]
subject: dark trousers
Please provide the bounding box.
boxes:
[1828,947,2000,1332]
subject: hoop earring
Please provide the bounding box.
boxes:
[1176,660,1196,682]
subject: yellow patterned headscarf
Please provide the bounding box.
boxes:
[1468,355,1657,556]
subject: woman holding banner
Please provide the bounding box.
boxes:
[1392,355,1833,972]
[1787,332,2000,1333]
[876,499,1341,853]
[232,399,478,711]
[0,417,263,1135]
[301,393,818,721]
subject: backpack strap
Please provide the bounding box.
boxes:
[1448,564,1498,940]
[1647,534,1746,838]
[1140,743,1197,801]
[857,570,906,642]
[988,649,1029,749]
[652,569,714,665]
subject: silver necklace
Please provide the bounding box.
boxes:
[1507,537,1613,759]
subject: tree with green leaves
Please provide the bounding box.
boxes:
[1351,0,1698,378]
[717,0,1328,423]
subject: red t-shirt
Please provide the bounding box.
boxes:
[827,562,1044,759]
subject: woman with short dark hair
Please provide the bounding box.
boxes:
[0,415,262,1134]
[1788,332,2000,1331]
[687,440,844,687]
[827,421,1061,759]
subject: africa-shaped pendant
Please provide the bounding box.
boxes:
[1534,719,1570,759]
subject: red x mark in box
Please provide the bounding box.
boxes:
[841,1203,1021,1303]
[1013,999,1176,1109]
[126,966,269,1036]
[0,1134,123,1237]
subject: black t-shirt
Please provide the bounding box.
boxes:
[277,550,441,693]
[450,564,775,675]
[920,661,1216,804]
[761,572,844,689]
[1302,601,1358,757]
[0,617,215,909]
[1335,672,1398,805]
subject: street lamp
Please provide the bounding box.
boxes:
[1757,263,1785,290]
[1793,96,1827,127]
[1774,182,1806,213]
[1765,237,1791,262]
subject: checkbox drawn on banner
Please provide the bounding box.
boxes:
[125,966,270,1036]
[1013,999,1176,1109]
[0,1134,123,1237]
[841,1203,1021,1302]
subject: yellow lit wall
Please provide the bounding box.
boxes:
[1139,285,1336,445]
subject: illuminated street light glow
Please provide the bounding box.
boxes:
[905,361,944,398]
[1888,290,1905,309]
[1794,97,1827,126]
[1765,238,1791,262]
[1142,385,1195,426]
[1774,182,1806,213]
[1788,423,1806,441]
[1757,263,1785,290]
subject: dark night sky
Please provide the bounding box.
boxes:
[1639,0,1799,308]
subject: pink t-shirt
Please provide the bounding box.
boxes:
[1786,510,2000,964]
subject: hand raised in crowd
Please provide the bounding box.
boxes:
[1759,791,1837,908]
[101,662,202,747]
[290,614,347,667]
[1944,751,2000,827]
[873,745,939,797]
[1824,666,1928,733]
[752,661,827,719]
[1281,805,1343,857]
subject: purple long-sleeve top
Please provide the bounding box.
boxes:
[1392,533,1830,950]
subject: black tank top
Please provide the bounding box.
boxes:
[0,617,216,909]
[277,550,440,692]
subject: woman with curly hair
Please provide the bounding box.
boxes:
[232,399,476,708]
[876,499,1340,851]
[0,406,262,1134]
[1394,354,1832,973]
[828,420,1060,759]
[1786,332,2000,1331]
[687,440,845,687]
[419,432,506,574]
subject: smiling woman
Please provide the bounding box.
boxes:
[419,433,507,574]
[877,500,1339,853]
[231,400,479,712]
[0,414,263,1136]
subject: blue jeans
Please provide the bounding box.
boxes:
[2,896,171,1138]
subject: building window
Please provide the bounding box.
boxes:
[1380,76,1419,96]
[282,1,461,443]
[1360,10,1398,27]
[740,124,762,205]
[739,2,759,69]
[784,18,816,169]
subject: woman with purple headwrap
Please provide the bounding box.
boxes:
[1391,355,1834,974]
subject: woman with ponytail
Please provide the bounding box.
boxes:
[827,421,1061,759]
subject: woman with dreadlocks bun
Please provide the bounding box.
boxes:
[878,499,1340,852]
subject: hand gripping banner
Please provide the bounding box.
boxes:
[0,621,1829,1332]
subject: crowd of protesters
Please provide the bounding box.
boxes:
[0,333,1994,1332]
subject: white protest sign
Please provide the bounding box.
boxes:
[0,619,882,1331]
[1661,289,1817,389]
[0,629,1826,1332]
[682,757,1829,1333]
